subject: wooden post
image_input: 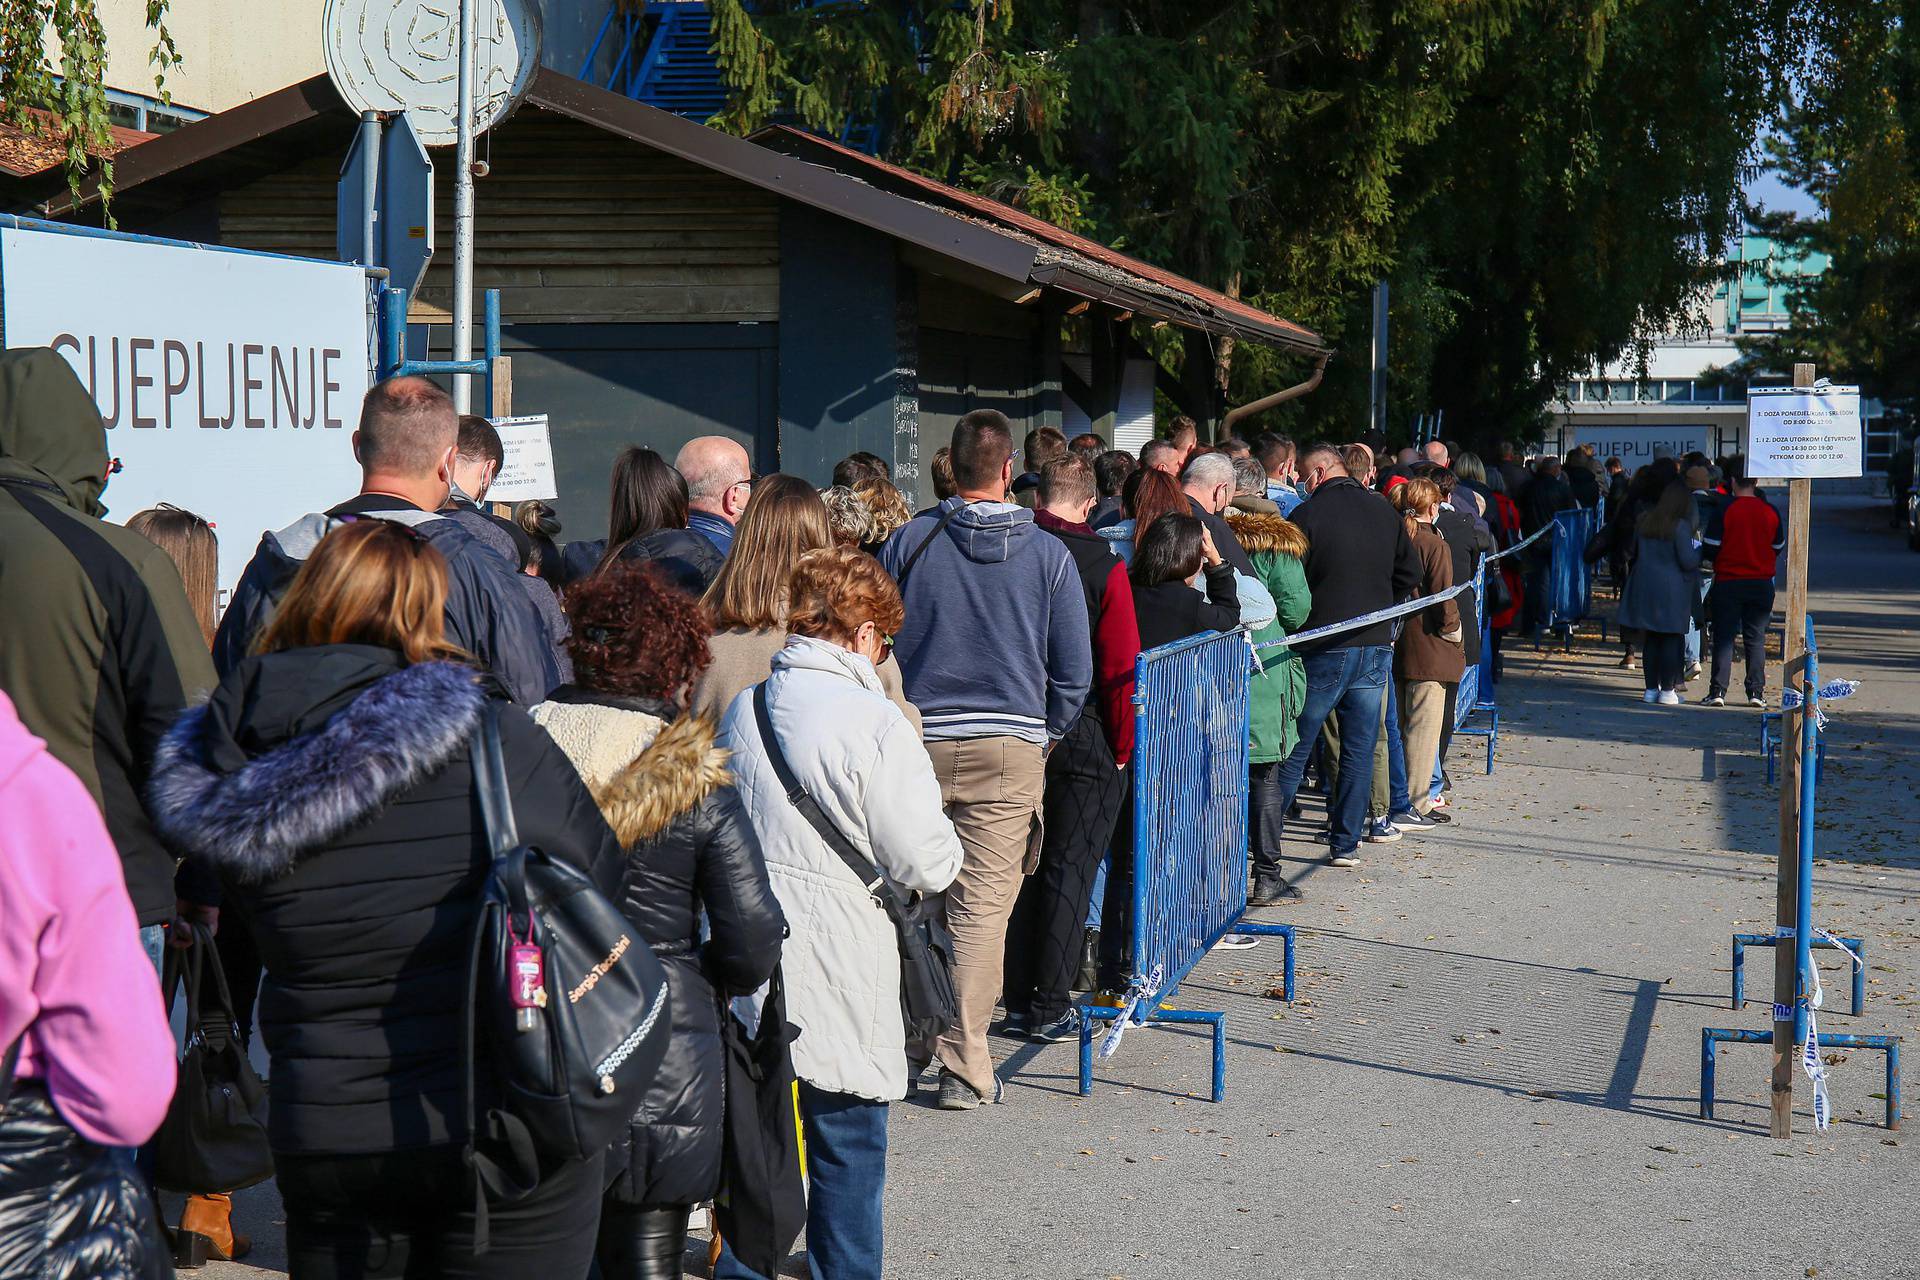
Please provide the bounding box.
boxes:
[488,355,513,419]
[1769,361,1816,1138]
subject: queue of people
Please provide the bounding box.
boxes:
[0,337,1658,1280]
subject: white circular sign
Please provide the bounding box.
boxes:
[323,0,542,147]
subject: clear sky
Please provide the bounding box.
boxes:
[1747,167,1818,218]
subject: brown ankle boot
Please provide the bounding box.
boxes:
[175,1192,251,1269]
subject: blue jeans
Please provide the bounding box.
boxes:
[1383,680,1412,818]
[1085,855,1108,929]
[1269,645,1392,855]
[715,1084,890,1280]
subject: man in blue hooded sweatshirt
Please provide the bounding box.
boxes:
[879,409,1091,1111]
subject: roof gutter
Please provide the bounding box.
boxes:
[1222,351,1332,429]
[1027,261,1326,353]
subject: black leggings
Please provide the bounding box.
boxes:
[1642,631,1683,691]
[595,1203,691,1280]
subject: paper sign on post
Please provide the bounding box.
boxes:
[487,415,557,503]
[1746,387,1863,479]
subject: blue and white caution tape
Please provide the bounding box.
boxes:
[1781,678,1860,730]
[1799,928,1864,1133]
[1250,520,1552,653]
[1098,962,1164,1062]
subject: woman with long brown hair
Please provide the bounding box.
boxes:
[149,519,622,1279]
[1388,478,1463,823]
[129,504,219,646]
[691,475,919,730]
[558,447,723,594]
[1095,467,1189,565]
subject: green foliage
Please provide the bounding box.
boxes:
[0,0,178,219]
[1739,2,1920,409]
[711,0,1810,447]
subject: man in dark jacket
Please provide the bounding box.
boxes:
[1181,452,1257,575]
[1248,444,1421,898]
[1496,441,1533,503]
[215,378,564,704]
[878,409,1091,1110]
[1005,455,1141,1042]
[442,415,573,685]
[0,347,218,933]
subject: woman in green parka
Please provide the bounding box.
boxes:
[1227,509,1312,903]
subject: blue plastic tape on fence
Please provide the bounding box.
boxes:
[1545,508,1598,628]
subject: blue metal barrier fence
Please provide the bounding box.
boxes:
[1078,628,1294,1102]
[1699,616,1901,1131]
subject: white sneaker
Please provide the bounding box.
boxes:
[1642,689,1659,704]
[1657,690,1681,706]
[1214,934,1263,951]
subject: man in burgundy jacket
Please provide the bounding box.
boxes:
[1002,455,1141,1041]
[1701,473,1785,706]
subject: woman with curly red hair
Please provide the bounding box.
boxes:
[533,562,786,1280]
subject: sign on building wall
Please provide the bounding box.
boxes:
[486,414,558,503]
[0,225,372,593]
[1746,386,1863,479]
[1571,423,1716,470]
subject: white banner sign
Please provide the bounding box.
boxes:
[487,414,557,502]
[0,226,371,593]
[1571,423,1716,470]
[1746,386,1863,479]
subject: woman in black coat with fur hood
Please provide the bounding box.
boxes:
[147,520,624,1280]
[533,562,786,1280]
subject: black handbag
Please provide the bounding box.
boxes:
[1481,558,1513,615]
[0,1038,172,1280]
[750,682,958,1043]
[152,923,274,1195]
[462,702,673,1236]
[713,969,807,1279]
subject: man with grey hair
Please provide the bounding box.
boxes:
[1423,439,1449,468]
[1230,454,1280,515]
[1182,451,1256,574]
[215,376,563,703]
[675,435,753,556]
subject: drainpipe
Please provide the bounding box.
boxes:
[1221,351,1331,432]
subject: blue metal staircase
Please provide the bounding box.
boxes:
[580,1,882,153]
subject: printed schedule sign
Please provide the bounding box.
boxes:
[487,414,558,502]
[0,226,371,592]
[1746,387,1863,479]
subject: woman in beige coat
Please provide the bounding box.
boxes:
[1389,478,1464,819]
[690,474,921,733]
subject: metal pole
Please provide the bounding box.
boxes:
[1790,618,1818,1078]
[451,0,477,413]
[1369,280,1388,438]
[358,111,381,268]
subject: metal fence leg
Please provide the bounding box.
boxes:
[1849,940,1866,1017]
[1889,1040,1901,1131]
[1731,936,1745,1010]
[1212,1015,1228,1102]
[1233,921,1296,1002]
[1078,1007,1098,1097]
[1700,1029,1718,1120]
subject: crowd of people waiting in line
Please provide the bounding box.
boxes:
[0,337,1783,1280]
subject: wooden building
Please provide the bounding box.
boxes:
[43,70,1324,536]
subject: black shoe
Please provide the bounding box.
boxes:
[1249,873,1303,905]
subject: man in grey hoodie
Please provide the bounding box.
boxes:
[879,409,1092,1110]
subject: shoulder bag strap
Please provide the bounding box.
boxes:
[895,502,965,589]
[0,1035,21,1111]
[751,683,891,903]
[472,702,519,859]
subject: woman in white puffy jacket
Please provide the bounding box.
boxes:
[719,545,962,1280]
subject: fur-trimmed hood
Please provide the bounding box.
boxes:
[148,654,488,883]
[1225,510,1309,558]
[532,696,730,847]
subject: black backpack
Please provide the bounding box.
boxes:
[461,704,672,1243]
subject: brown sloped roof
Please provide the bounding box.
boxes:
[0,109,155,178]
[47,68,1323,352]
[751,126,1321,350]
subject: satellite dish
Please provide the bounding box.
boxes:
[323,0,542,148]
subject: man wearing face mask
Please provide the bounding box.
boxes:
[214,377,563,704]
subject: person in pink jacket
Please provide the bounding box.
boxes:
[0,686,176,1143]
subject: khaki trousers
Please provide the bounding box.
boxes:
[1397,679,1448,816]
[923,736,1046,1099]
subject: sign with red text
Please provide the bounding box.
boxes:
[0,224,371,592]
[1746,386,1863,479]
